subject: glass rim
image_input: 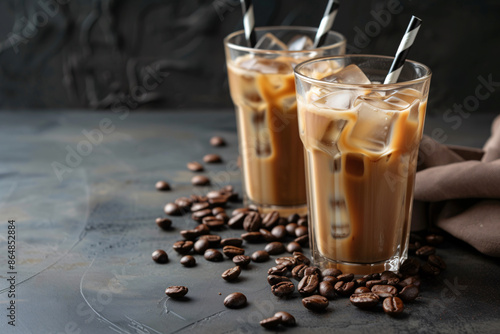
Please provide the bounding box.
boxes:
[224,26,346,55]
[294,54,432,90]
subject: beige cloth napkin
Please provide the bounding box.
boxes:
[413,115,500,257]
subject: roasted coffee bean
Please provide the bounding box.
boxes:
[399,284,419,302]
[268,264,288,276]
[408,243,419,254]
[187,161,204,172]
[155,181,171,191]
[243,212,262,232]
[262,211,280,229]
[295,226,308,237]
[224,292,247,309]
[292,264,308,280]
[371,285,398,298]
[220,238,243,247]
[288,213,300,224]
[271,225,287,241]
[302,295,329,312]
[233,255,251,267]
[222,266,241,281]
[350,293,380,309]
[190,194,208,203]
[155,218,172,230]
[265,242,285,255]
[426,234,444,246]
[194,239,210,254]
[383,297,404,316]
[194,223,210,235]
[210,136,226,147]
[298,274,319,296]
[293,252,311,266]
[400,258,420,276]
[322,276,338,284]
[165,286,188,299]
[286,242,302,253]
[172,240,193,255]
[334,281,356,296]
[260,316,281,329]
[380,271,399,281]
[274,311,296,327]
[191,175,211,186]
[366,280,388,289]
[275,256,296,269]
[215,212,229,223]
[355,278,368,287]
[164,203,181,216]
[259,229,277,242]
[398,276,421,289]
[203,154,222,163]
[223,245,245,258]
[337,273,354,282]
[180,255,196,267]
[212,207,225,216]
[364,273,381,280]
[180,229,201,240]
[174,197,192,210]
[199,234,221,247]
[297,217,308,227]
[207,190,223,199]
[202,216,225,229]
[355,287,370,294]
[241,231,263,243]
[428,254,447,270]
[319,281,335,300]
[271,281,295,297]
[420,263,440,277]
[294,235,309,246]
[152,249,168,264]
[228,212,246,229]
[285,223,298,236]
[191,202,210,212]
[305,266,321,277]
[204,249,223,262]
[322,268,342,277]
[208,196,228,208]
[251,250,270,262]
[267,275,291,286]
[191,209,212,222]
[416,245,436,258]
[232,207,252,216]
[278,217,288,225]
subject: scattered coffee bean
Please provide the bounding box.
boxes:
[223,245,245,258]
[287,213,300,224]
[215,212,229,223]
[355,287,370,294]
[203,154,222,163]
[165,286,188,299]
[399,284,419,302]
[371,285,398,298]
[262,211,280,229]
[322,268,342,277]
[199,234,221,247]
[366,280,388,289]
[304,266,321,277]
[187,161,204,172]
[302,295,329,312]
[260,316,281,329]
[204,249,223,262]
[210,136,226,147]
[191,175,211,186]
[191,209,212,222]
[233,255,251,267]
[222,266,241,281]
[180,255,196,267]
[243,212,262,232]
[232,207,252,216]
[334,281,356,296]
[191,202,210,212]
[152,249,168,264]
[420,263,440,277]
[295,226,308,237]
[416,245,436,258]
[380,271,399,281]
[286,242,302,253]
[251,250,270,262]
[383,296,404,316]
[155,181,171,191]
[294,235,309,246]
[400,258,420,276]
[172,240,193,255]
[297,217,308,227]
[190,194,208,203]
[228,212,246,229]
[355,277,368,286]
[212,207,225,216]
[241,231,263,243]
[298,274,319,296]
[271,281,295,297]
[202,216,225,229]
[267,264,288,276]
[164,203,181,216]
[265,242,285,255]
[291,264,308,280]
[285,223,298,236]
[220,238,243,247]
[319,281,335,300]
[350,293,380,309]
[274,311,296,327]
[275,256,296,269]
[174,197,192,210]
[398,276,421,289]
[426,234,444,246]
[194,223,210,235]
[194,239,210,254]
[293,252,311,266]
[428,254,447,270]
[267,275,292,286]
[271,225,287,241]
[259,229,277,242]
[322,276,338,284]
[224,292,247,309]
[180,229,201,240]
[337,273,354,283]
[155,217,172,230]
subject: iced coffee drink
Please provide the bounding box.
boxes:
[224,27,345,214]
[294,55,431,273]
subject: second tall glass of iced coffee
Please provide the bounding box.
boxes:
[224,27,346,215]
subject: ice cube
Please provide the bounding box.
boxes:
[238,57,292,74]
[322,64,371,85]
[287,35,313,51]
[385,89,421,121]
[313,90,354,110]
[255,33,288,51]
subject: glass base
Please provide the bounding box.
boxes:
[244,198,307,216]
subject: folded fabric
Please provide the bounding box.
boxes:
[413,115,500,257]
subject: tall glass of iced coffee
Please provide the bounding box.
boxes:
[224,27,345,215]
[294,55,431,274]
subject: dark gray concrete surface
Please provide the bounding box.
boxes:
[0,110,499,334]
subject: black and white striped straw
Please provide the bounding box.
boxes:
[313,0,340,48]
[240,0,256,47]
[384,15,422,84]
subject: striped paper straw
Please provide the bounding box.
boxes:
[240,0,256,47]
[313,0,340,48]
[384,16,422,84]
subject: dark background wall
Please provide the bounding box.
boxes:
[0,0,499,115]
